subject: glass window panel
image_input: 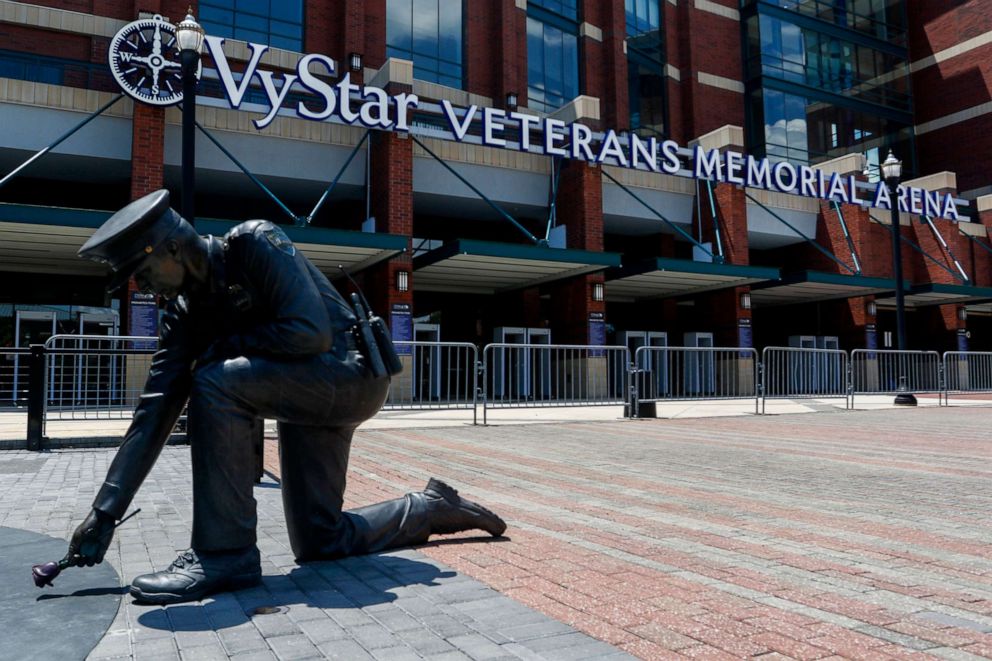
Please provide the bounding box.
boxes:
[235,13,267,31]
[270,2,302,22]
[412,0,440,57]
[271,20,300,39]
[544,23,563,98]
[236,0,268,15]
[200,7,234,25]
[438,0,462,63]
[527,17,544,91]
[387,0,413,52]
[235,28,268,44]
[648,0,659,30]
[562,30,578,101]
[203,0,235,9]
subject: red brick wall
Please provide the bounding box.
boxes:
[548,160,606,343]
[909,1,992,191]
[129,102,164,199]
[362,131,413,317]
[671,0,745,140]
[464,0,498,102]
[579,0,627,130]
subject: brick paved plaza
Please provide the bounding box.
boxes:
[1,407,990,660]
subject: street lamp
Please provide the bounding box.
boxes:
[881,150,917,406]
[176,8,205,227]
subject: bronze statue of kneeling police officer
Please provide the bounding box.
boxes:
[69,189,505,605]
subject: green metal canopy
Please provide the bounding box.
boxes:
[0,202,406,277]
[197,219,406,275]
[604,257,779,302]
[876,283,992,309]
[748,270,900,308]
[413,239,621,294]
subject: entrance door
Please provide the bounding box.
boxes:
[788,335,817,393]
[493,327,527,398]
[75,313,122,407]
[683,332,715,394]
[413,323,441,400]
[12,311,56,405]
[526,328,552,399]
[647,331,669,397]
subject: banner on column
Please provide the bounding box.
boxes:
[588,312,605,356]
[390,302,412,355]
[128,287,158,349]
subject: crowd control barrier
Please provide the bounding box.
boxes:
[43,335,159,421]
[850,349,942,407]
[383,341,480,424]
[943,351,992,398]
[631,346,760,416]
[761,347,849,413]
[1,346,32,410]
[481,343,630,424]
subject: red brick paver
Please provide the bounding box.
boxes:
[264,409,992,659]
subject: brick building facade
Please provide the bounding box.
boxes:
[0,0,991,358]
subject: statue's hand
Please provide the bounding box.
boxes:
[67,509,116,567]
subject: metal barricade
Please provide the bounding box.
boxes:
[0,347,32,409]
[482,343,629,424]
[383,341,479,424]
[849,349,942,407]
[943,351,992,400]
[761,347,849,414]
[44,335,159,421]
[633,346,760,415]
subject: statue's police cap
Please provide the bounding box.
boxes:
[78,189,182,292]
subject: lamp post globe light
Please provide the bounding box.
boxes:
[881,150,917,407]
[176,8,205,227]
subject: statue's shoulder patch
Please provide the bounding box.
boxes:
[261,224,296,256]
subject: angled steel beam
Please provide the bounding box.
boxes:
[305,130,370,226]
[830,201,862,275]
[544,156,562,242]
[410,134,543,246]
[867,213,965,282]
[601,168,719,262]
[922,215,969,282]
[0,94,125,190]
[703,180,725,261]
[194,120,299,225]
[744,190,857,275]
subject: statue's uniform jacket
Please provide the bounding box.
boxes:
[89,221,410,558]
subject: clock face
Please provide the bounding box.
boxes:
[107,15,186,106]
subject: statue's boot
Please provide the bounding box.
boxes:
[420,478,507,537]
[129,547,261,605]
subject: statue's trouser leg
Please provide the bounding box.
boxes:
[188,352,390,555]
[278,422,432,562]
[188,362,259,552]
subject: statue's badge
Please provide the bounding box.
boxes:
[263,226,296,256]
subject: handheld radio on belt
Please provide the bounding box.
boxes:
[338,267,404,379]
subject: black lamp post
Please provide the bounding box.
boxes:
[176,9,205,227]
[881,150,917,406]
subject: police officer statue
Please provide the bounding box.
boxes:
[69,190,505,605]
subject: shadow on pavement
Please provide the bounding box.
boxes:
[138,553,458,631]
[37,586,129,601]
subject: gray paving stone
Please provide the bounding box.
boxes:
[314,639,377,660]
[264,633,321,661]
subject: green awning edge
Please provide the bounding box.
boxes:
[415,238,621,270]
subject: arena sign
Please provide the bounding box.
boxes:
[106,18,961,221]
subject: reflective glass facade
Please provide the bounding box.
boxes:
[527,2,580,112]
[386,0,464,89]
[742,0,914,172]
[626,0,666,137]
[200,0,304,52]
